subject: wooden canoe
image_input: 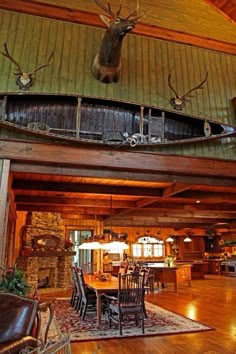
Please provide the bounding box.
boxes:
[0,94,235,148]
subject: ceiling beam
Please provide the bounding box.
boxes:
[14,196,136,208]
[103,216,226,227]
[10,162,236,187]
[162,183,193,197]
[14,196,236,213]
[3,141,236,178]
[174,191,236,203]
[12,180,162,197]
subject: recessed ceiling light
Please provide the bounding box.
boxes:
[196,200,200,203]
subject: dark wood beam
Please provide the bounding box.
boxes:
[119,209,236,219]
[10,162,236,188]
[12,180,162,197]
[14,196,236,213]
[16,205,111,214]
[0,0,235,55]
[2,141,236,178]
[162,183,193,197]
[103,216,226,227]
[14,196,136,208]
[175,191,236,203]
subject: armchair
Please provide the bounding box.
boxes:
[0,292,54,354]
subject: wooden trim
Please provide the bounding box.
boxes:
[0,159,10,265]
[1,140,236,178]
[0,0,236,55]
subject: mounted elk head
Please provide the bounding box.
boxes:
[92,0,141,84]
[168,70,208,110]
[0,42,54,90]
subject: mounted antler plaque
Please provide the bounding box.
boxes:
[168,69,208,110]
[92,0,141,84]
[0,42,53,90]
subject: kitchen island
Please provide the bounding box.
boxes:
[147,263,192,292]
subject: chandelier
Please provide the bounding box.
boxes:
[79,196,129,250]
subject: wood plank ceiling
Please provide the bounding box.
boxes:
[10,156,236,232]
[3,0,236,233]
[0,0,235,53]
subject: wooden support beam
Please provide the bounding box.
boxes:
[0,159,10,265]
[14,196,136,208]
[2,141,236,178]
[12,180,162,197]
[162,183,192,197]
[10,162,236,188]
[103,216,225,227]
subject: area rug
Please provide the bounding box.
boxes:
[48,299,213,342]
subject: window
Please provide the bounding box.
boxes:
[132,236,164,258]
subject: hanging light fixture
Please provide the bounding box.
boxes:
[102,195,129,249]
[102,241,129,250]
[79,196,129,250]
[184,236,192,242]
[184,229,193,242]
[78,241,102,250]
[166,235,174,242]
[79,207,102,250]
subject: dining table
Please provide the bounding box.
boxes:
[84,274,119,326]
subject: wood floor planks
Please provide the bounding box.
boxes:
[42,274,236,353]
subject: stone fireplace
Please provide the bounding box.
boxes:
[17,212,75,292]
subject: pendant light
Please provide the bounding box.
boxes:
[183,236,192,242]
[79,207,102,250]
[102,195,129,250]
[166,236,174,242]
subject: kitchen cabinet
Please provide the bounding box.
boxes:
[207,260,221,274]
[204,236,221,252]
[181,237,205,260]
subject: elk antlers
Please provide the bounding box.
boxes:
[94,0,141,21]
[0,42,54,90]
[168,70,208,110]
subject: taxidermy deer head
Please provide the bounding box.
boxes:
[168,71,208,110]
[92,0,141,84]
[0,42,54,90]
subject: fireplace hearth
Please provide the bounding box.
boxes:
[17,212,75,292]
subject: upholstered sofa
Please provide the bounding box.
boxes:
[0,292,54,354]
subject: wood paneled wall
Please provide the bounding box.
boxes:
[0,10,235,160]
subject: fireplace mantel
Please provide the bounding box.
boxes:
[22,251,76,257]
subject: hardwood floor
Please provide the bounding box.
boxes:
[42,274,236,354]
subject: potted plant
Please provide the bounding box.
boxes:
[164,254,176,267]
[64,239,74,250]
[0,262,31,296]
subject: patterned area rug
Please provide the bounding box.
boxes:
[50,299,213,342]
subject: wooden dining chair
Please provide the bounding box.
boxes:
[70,266,79,309]
[104,272,145,335]
[118,262,128,275]
[71,266,83,313]
[77,268,98,320]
